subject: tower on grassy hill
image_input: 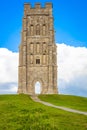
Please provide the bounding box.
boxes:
[18,2,58,94]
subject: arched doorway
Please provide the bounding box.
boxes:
[35,81,41,94]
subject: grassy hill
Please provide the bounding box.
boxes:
[0,94,87,130]
[39,94,87,112]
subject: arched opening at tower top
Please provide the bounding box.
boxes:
[35,81,41,94]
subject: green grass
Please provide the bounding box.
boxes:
[39,94,87,112]
[0,94,87,130]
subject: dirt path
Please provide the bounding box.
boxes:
[30,95,87,116]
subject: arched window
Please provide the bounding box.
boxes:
[30,25,34,36]
[36,24,40,35]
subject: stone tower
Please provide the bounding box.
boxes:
[18,2,58,94]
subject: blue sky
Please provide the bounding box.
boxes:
[0,0,87,51]
[0,0,87,97]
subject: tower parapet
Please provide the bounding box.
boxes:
[24,2,53,17]
[24,2,52,8]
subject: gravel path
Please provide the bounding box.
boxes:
[30,95,87,116]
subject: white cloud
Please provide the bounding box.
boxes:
[58,43,87,97]
[0,44,87,97]
[0,48,18,93]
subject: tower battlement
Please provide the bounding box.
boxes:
[24,2,52,9]
[24,3,53,17]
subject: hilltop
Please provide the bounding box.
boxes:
[0,94,87,130]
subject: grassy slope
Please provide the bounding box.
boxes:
[39,94,87,112]
[0,94,87,130]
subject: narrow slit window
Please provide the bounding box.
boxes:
[36,42,40,53]
[30,42,33,53]
[43,24,46,35]
[36,24,40,35]
[30,25,34,35]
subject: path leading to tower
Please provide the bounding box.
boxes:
[30,95,87,116]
